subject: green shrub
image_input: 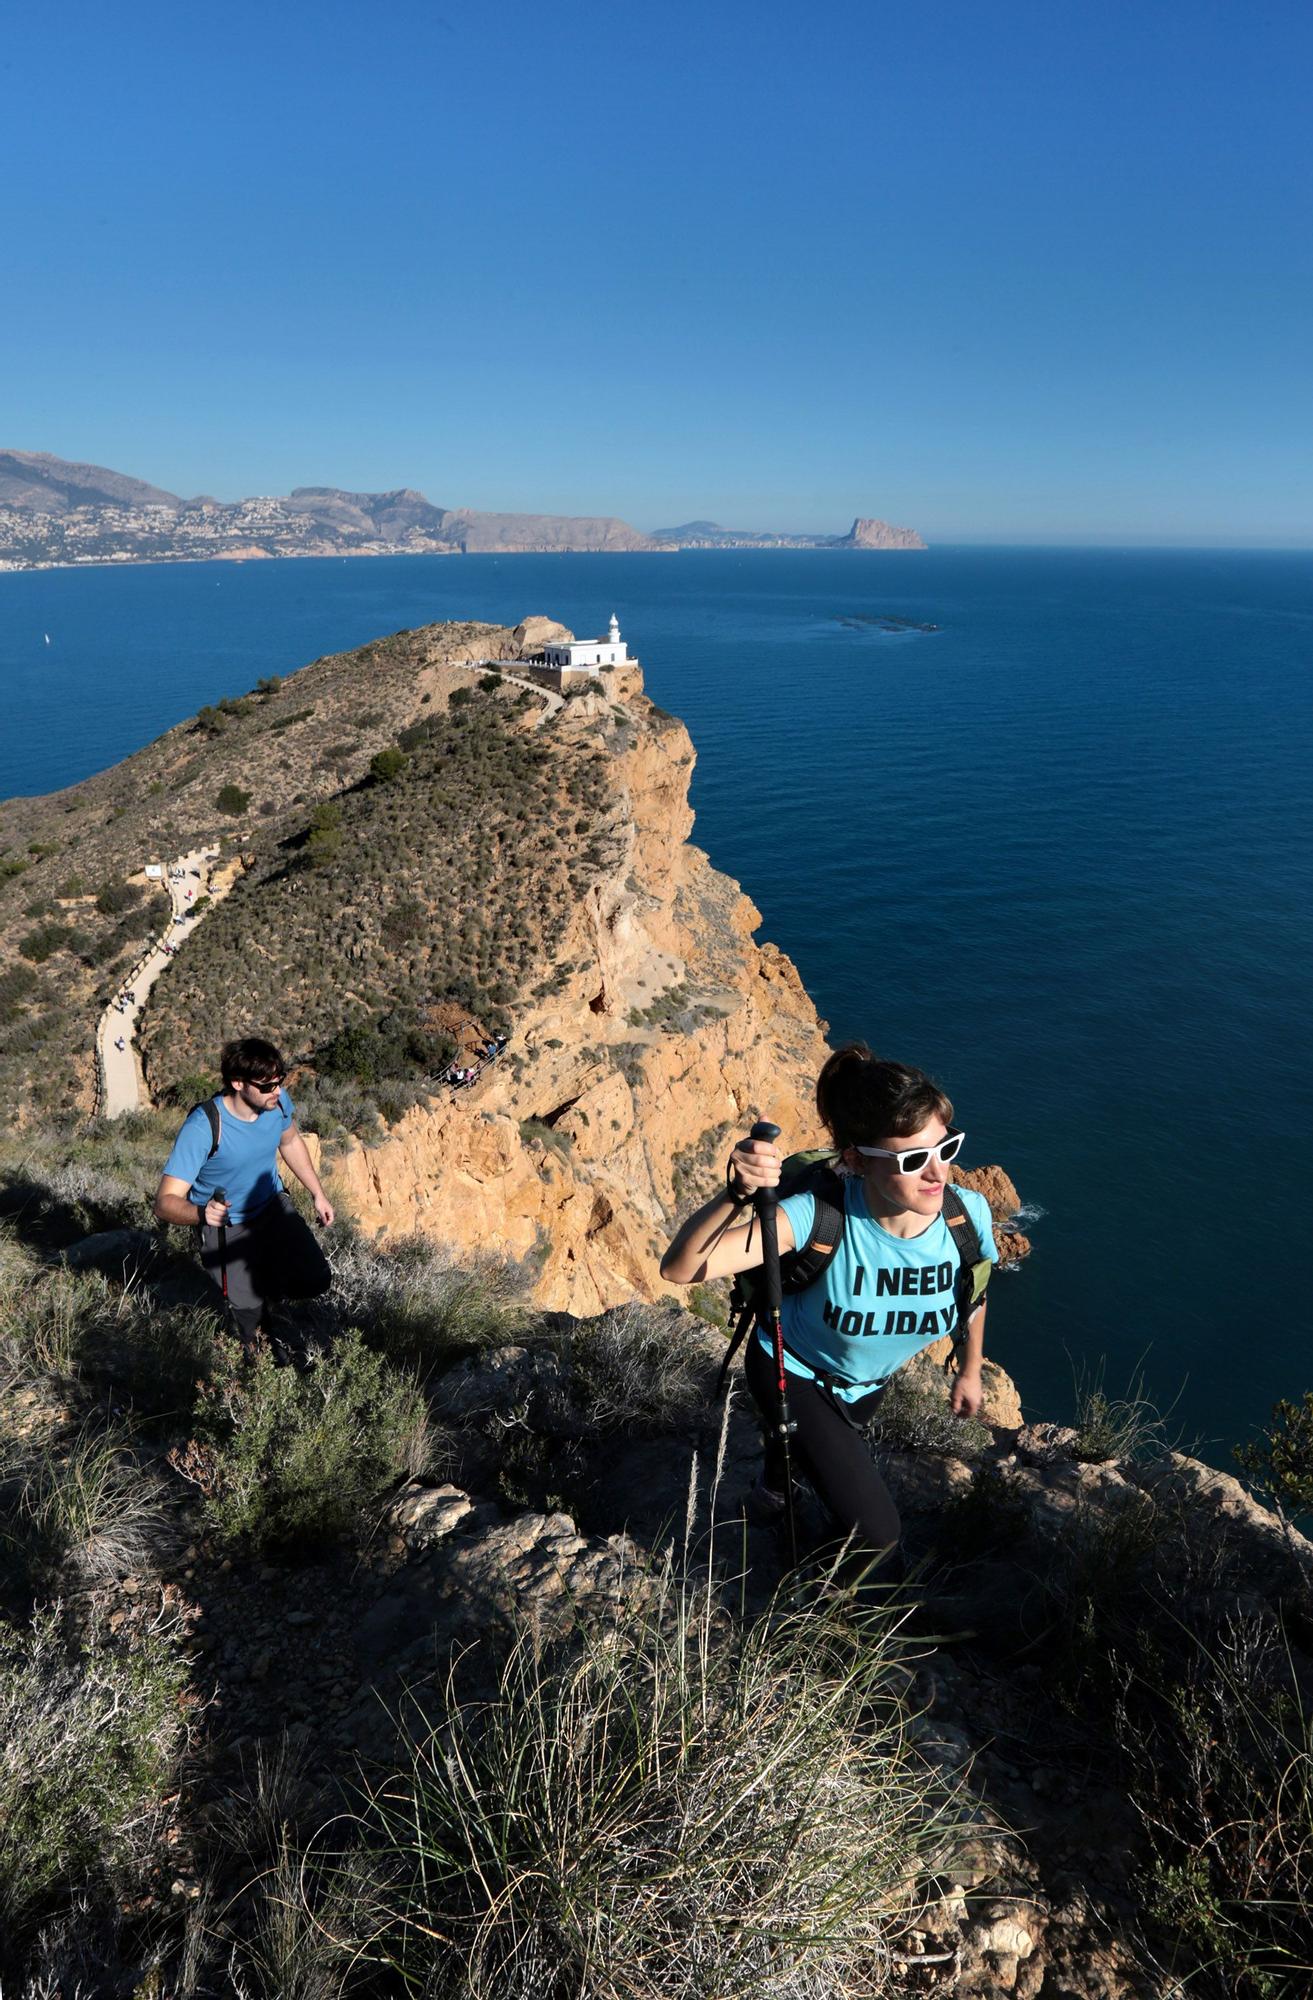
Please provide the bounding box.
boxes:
[0,1263,119,1374]
[162,1068,221,1109]
[1071,1366,1168,1464]
[519,1116,573,1163]
[1235,1391,1313,1510]
[256,674,284,696]
[868,1373,991,1460]
[933,1462,1030,1561]
[448,686,473,707]
[369,747,409,783]
[215,782,252,817]
[305,825,343,866]
[75,1296,220,1419]
[193,1329,428,1550]
[348,1551,958,1998]
[19,922,69,963]
[94,878,142,916]
[0,1606,185,1958]
[316,1013,450,1088]
[0,1418,166,1596]
[329,1233,527,1374]
[565,1302,717,1436]
[687,1281,729,1330]
[1120,1614,1313,1994]
[270,705,315,733]
[0,964,38,1008]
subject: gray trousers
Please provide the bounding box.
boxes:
[197,1191,332,1341]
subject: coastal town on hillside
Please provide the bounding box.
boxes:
[0,494,454,569]
[0,449,928,568]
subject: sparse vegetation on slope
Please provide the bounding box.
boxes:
[0,620,537,1120]
[136,676,621,1131]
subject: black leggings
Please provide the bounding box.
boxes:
[744,1335,901,1553]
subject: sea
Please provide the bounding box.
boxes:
[3,546,1311,1458]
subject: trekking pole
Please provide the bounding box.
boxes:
[212,1188,230,1302]
[748,1119,799,1572]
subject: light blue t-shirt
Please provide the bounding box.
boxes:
[757,1178,999,1402]
[162,1091,295,1224]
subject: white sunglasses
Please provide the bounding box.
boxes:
[854,1130,965,1174]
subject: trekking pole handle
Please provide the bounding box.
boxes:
[746,1124,783,1315]
[746,1122,781,1212]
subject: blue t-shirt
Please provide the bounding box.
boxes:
[757,1178,999,1402]
[162,1091,295,1223]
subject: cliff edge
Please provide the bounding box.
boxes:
[330,662,831,1312]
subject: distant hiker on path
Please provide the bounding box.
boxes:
[153,1036,334,1356]
[661,1044,997,1572]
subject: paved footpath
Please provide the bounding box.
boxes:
[96,848,236,1118]
[460,660,564,723]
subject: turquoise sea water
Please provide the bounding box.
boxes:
[3,548,1311,1455]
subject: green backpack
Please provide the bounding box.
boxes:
[717,1148,993,1398]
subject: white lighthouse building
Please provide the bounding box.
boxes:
[541,613,629,675]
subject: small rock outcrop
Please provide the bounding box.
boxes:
[834,516,928,550]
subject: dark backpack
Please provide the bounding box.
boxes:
[718,1149,993,1397]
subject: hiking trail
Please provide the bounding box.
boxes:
[95,848,236,1118]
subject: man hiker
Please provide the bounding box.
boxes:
[153,1036,334,1356]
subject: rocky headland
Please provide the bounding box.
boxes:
[0,612,1014,1313]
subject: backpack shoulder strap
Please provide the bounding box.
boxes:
[783,1164,846,1289]
[941,1183,982,1264]
[188,1097,223,1162]
[941,1184,992,1370]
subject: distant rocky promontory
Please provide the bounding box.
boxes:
[0,450,926,568]
[650,516,926,551]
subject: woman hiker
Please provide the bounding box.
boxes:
[660,1043,998,1570]
[153,1036,334,1358]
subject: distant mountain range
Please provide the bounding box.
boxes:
[0,451,926,567]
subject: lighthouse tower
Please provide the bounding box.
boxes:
[609,613,621,646]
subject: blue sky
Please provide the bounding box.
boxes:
[3,0,1309,542]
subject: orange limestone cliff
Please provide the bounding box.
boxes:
[331,659,831,1313]
[332,656,1022,1312]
